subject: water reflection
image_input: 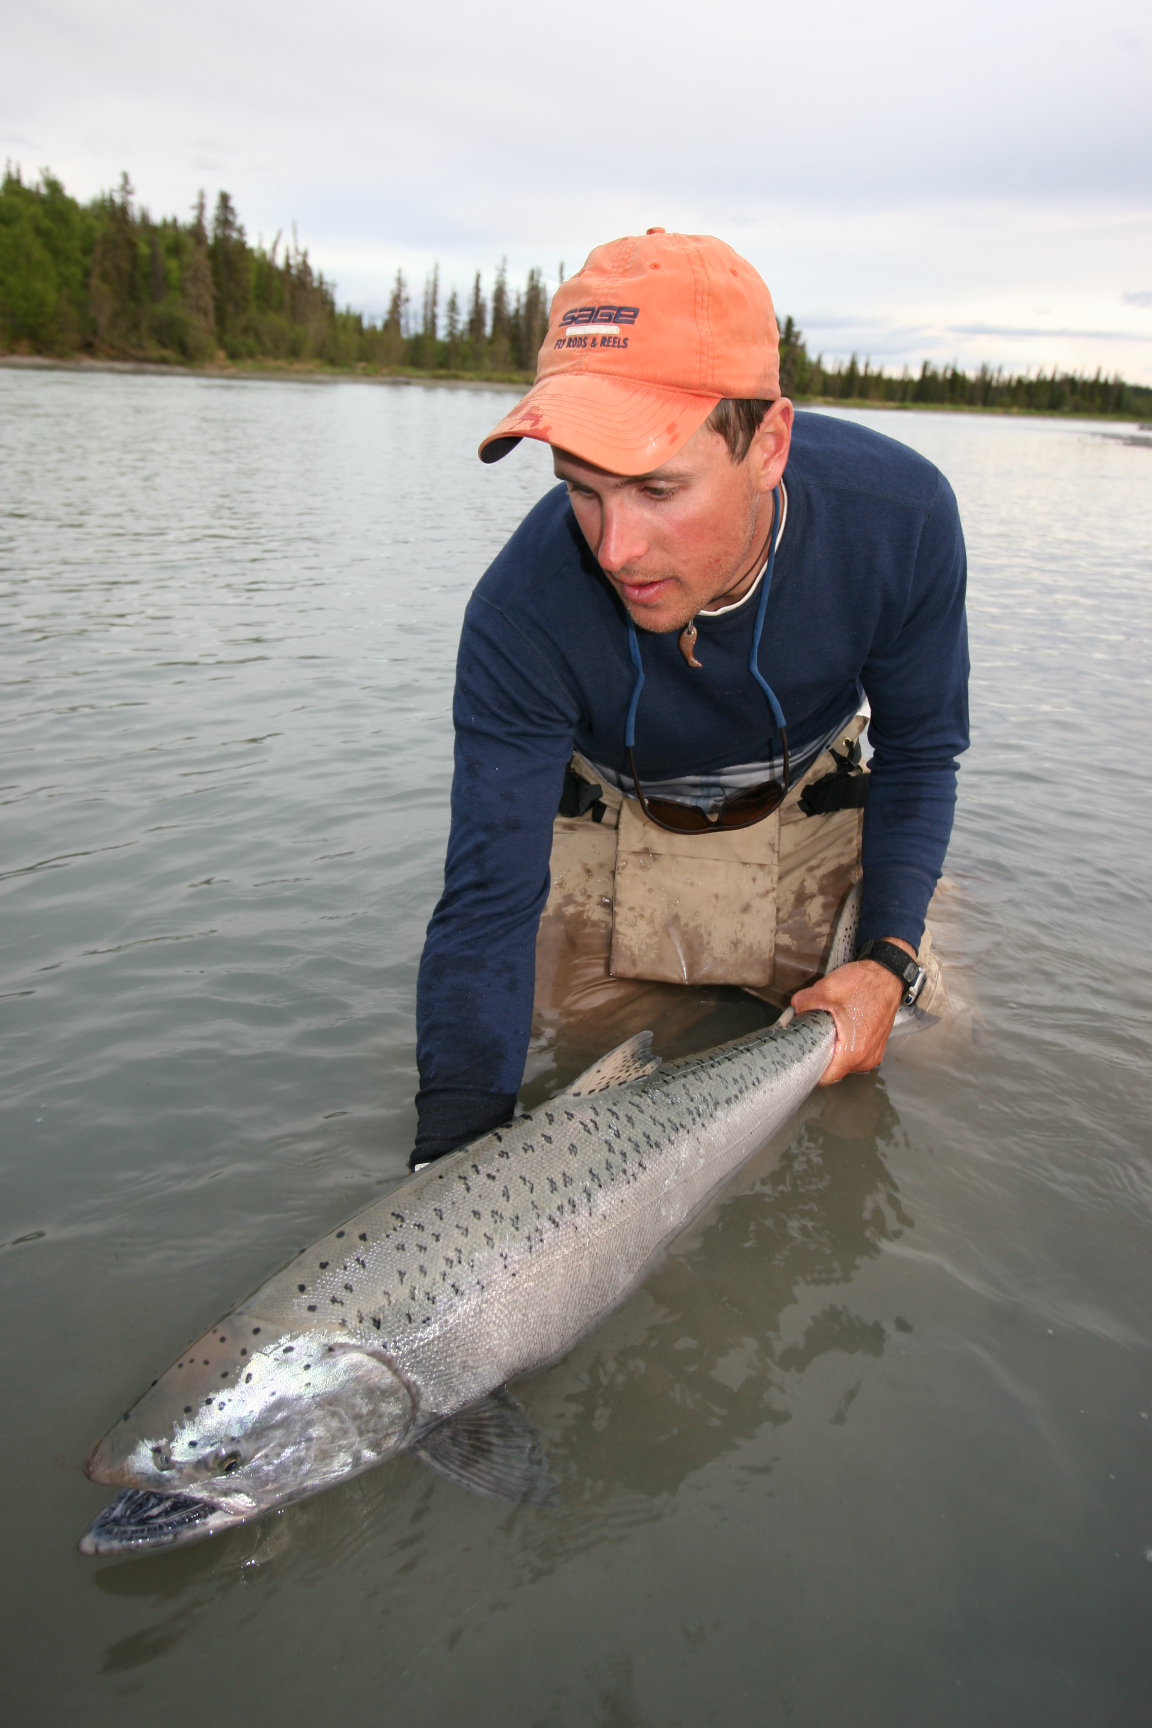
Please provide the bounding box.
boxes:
[521,1075,907,1510]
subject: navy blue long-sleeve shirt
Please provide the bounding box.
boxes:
[415,411,969,1157]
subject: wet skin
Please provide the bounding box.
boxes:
[552,407,911,1082]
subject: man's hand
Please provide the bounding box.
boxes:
[790,938,916,1086]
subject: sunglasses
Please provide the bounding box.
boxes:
[623,485,789,836]
[627,734,790,834]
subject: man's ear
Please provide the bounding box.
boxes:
[751,398,793,493]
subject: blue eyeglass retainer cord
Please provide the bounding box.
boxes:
[624,483,786,752]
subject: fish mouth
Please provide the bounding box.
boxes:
[78,1487,252,1557]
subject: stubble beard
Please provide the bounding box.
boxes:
[613,572,697,636]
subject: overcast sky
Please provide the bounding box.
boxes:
[4,0,1150,380]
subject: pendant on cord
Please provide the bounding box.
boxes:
[679,618,702,669]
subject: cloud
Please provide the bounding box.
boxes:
[2,0,1150,379]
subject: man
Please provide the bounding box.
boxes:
[412,229,969,1168]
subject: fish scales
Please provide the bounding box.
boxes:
[224,1012,831,1413]
[82,1011,835,1551]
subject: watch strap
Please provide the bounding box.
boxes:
[855,938,926,1004]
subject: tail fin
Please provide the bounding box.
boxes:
[825,880,862,975]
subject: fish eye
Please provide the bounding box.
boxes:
[218,1451,243,1475]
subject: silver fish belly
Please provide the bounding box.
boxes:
[81,1010,835,1556]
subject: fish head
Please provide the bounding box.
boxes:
[84,1314,415,1535]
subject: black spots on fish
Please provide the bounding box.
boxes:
[344,1282,353,1293]
[240,1347,247,1357]
[218,1335,226,1343]
[451,1281,461,1295]
[319,1260,329,1269]
[485,1170,497,1183]
[568,1142,578,1157]
[307,1303,317,1312]
[204,1395,214,1405]
[456,1223,469,1237]
[252,1327,261,1335]
[397,1269,406,1284]
[355,1257,366,1270]
[549,1214,560,1229]
[372,1316,381,1329]
[220,1370,229,1380]
[283,1345,294,1354]
[298,1284,307,1293]
[414,1221,425,1233]
[547,1177,557,1194]
[433,1206,443,1222]
[497,1145,511,1161]
[359,1232,368,1242]
[484,1232,494,1247]
[542,1132,553,1146]
[562,1170,574,1189]
[544,1111,554,1126]
[394,1241,406,1254]
[431,1231,441,1243]
[391,1212,405,1224]
[336,1231,345,1239]
[493,1131,502,1143]
[188,1440,198,1448]
[245,1373,252,1384]
[330,1296,344,1306]
[470,1162,480,1176]
[472,1209,481,1222]
[406,1311,412,1323]
[564,1109,575,1122]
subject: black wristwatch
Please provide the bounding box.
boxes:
[855,938,927,1006]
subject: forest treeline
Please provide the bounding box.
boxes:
[2,168,1148,418]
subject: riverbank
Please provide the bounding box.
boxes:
[5,352,1150,422]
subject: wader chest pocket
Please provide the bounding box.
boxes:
[609,797,780,989]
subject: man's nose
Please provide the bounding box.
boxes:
[595,499,649,574]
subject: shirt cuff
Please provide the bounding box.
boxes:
[412,1085,518,1167]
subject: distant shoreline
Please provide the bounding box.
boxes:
[3,352,1149,424]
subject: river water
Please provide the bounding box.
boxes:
[2,368,1150,1724]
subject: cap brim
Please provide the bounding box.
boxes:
[478,373,721,473]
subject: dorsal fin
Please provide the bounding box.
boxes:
[563,1031,661,1097]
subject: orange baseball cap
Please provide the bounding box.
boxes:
[479,229,780,472]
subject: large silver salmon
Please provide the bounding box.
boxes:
[81,1010,835,1556]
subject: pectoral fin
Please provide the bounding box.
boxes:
[413,1390,559,1506]
[563,1031,661,1097]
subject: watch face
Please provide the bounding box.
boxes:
[904,966,927,1005]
